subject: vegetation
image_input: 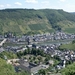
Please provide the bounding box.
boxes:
[0,58,29,75]
[59,41,75,50]
[61,62,75,75]
[38,69,46,75]
[17,48,46,58]
[0,51,17,59]
[17,48,60,72]
[0,9,75,35]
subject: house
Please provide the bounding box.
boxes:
[17,59,49,75]
[0,47,5,53]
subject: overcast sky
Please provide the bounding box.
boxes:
[0,0,75,12]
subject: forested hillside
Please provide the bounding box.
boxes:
[0,9,75,35]
[0,51,29,75]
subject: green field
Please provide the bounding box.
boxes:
[59,43,75,50]
[63,28,75,33]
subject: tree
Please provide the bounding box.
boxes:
[37,56,42,63]
[38,69,46,75]
[61,62,75,75]
[33,56,36,60]
[72,40,75,44]
[31,48,37,55]
[17,51,23,58]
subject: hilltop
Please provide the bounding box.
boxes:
[0,9,75,35]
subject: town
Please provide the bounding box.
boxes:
[0,31,75,75]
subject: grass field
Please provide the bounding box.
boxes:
[63,28,75,33]
[59,43,75,50]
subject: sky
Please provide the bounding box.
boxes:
[0,0,75,12]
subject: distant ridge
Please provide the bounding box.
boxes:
[0,9,75,35]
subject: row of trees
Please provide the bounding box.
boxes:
[17,48,46,58]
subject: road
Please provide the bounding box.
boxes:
[0,39,7,46]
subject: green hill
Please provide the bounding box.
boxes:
[0,9,75,35]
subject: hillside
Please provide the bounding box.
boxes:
[0,9,75,35]
[0,52,29,75]
[0,58,29,75]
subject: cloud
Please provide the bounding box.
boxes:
[6,4,11,7]
[0,5,4,7]
[41,1,50,4]
[60,0,66,2]
[64,4,75,12]
[25,0,38,3]
[15,2,22,5]
[41,1,50,8]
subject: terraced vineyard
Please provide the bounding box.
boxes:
[0,9,75,35]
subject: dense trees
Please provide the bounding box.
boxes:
[17,48,45,58]
[61,62,75,75]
